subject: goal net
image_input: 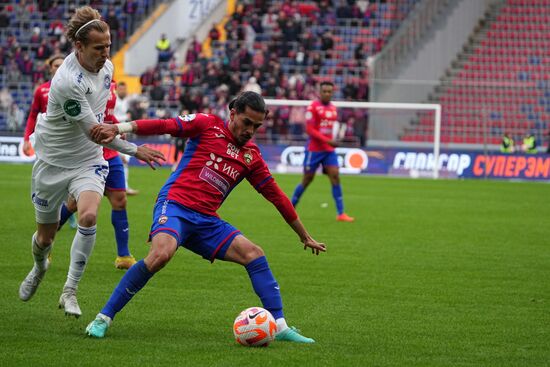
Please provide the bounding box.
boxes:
[262,99,442,178]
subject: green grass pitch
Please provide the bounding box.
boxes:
[0,163,549,366]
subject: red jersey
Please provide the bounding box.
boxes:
[135,113,297,222]
[305,100,338,152]
[24,81,51,141]
[103,83,120,161]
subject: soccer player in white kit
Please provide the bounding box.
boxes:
[18,6,165,318]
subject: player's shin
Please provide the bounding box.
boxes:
[111,209,130,256]
[32,232,52,270]
[65,225,96,290]
[245,256,284,321]
[291,184,305,207]
[331,184,344,215]
[100,259,154,319]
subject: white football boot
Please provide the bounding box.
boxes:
[19,259,50,302]
[59,287,82,318]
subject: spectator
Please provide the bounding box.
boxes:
[500,133,515,153]
[243,76,262,94]
[48,17,64,36]
[522,133,537,154]
[0,6,10,28]
[149,80,166,102]
[7,102,25,132]
[47,1,64,20]
[156,33,172,63]
[208,24,220,42]
[105,8,121,46]
[0,88,13,111]
[123,0,138,15]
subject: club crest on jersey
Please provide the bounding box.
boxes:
[103,76,111,89]
[181,114,196,122]
[158,215,168,225]
[63,99,81,117]
[244,152,253,165]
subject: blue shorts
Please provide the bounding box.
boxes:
[105,155,126,191]
[303,150,339,174]
[149,200,241,262]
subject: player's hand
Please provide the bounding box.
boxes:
[302,237,326,255]
[90,124,119,144]
[328,139,339,147]
[22,141,33,156]
[135,144,166,170]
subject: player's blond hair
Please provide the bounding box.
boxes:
[66,6,109,45]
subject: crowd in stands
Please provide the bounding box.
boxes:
[1,0,416,147]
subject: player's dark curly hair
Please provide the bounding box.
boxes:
[228,91,266,115]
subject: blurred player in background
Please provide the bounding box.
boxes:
[291,81,354,222]
[58,82,137,270]
[22,54,78,229]
[18,6,164,318]
[113,81,139,195]
[85,92,325,343]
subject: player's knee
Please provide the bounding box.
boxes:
[244,245,265,264]
[78,211,97,227]
[112,195,127,210]
[145,250,172,272]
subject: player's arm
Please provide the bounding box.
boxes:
[254,175,326,255]
[22,87,42,155]
[90,115,207,143]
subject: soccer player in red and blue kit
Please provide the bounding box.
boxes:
[85,92,326,343]
[291,81,354,222]
[58,82,137,269]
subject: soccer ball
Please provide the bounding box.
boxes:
[233,307,277,347]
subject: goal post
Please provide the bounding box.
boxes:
[263,99,442,179]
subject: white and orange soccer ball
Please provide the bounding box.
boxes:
[233,307,277,347]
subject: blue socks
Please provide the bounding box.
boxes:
[332,184,344,215]
[101,260,153,319]
[245,256,283,320]
[111,209,130,257]
[58,202,73,229]
[291,183,305,207]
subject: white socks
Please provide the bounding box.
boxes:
[32,232,52,271]
[276,318,289,333]
[65,225,96,290]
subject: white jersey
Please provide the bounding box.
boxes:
[34,52,114,168]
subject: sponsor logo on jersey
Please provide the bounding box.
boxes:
[85,87,92,95]
[103,75,111,89]
[63,99,81,117]
[206,153,223,170]
[158,215,168,224]
[199,166,230,195]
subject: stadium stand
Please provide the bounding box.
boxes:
[401,0,550,146]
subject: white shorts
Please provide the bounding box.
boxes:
[31,159,109,224]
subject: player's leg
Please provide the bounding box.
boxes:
[324,154,354,222]
[20,160,65,301]
[86,233,178,338]
[58,195,77,231]
[59,190,102,317]
[19,222,57,301]
[224,235,315,343]
[86,200,185,337]
[291,151,318,207]
[105,157,136,269]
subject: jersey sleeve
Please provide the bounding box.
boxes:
[247,153,298,223]
[23,87,42,141]
[135,113,212,138]
[55,75,97,124]
[305,103,331,144]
